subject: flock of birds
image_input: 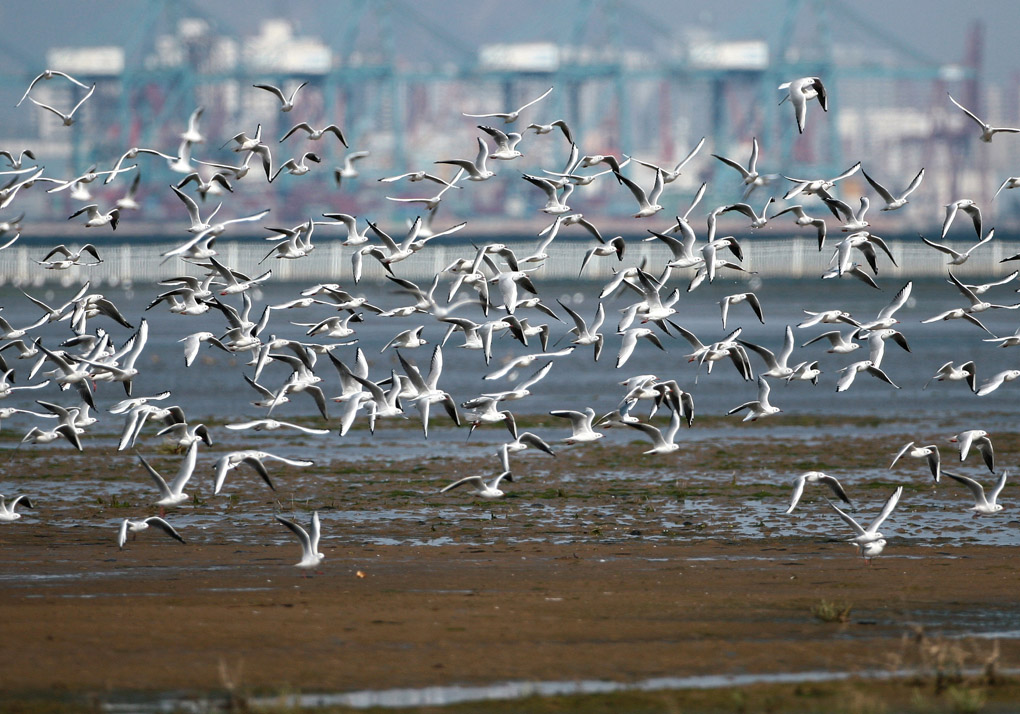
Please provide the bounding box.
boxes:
[0,69,1018,568]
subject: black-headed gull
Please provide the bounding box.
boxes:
[213,450,314,495]
[137,441,199,507]
[712,137,773,200]
[977,370,1020,397]
[279,122,347,146]
[822,196,870,233]
[253,81,308,112]
[550,407,604,444]
[727,376,781,422]
[624,409,683,455]
[738,325,794,379]
[478,124,524,160]
[333,150,371,187]
[785,471,851,514]
[440,471,513,499]
[924,361,976,393]
[629,137,705,184]
[67,204,119,231]
[889,442,941,483]
[34,243,102,270]
[800,330,859,355]
[949,430,994,473]
[525,119,573,143]
[826,486,902,564]
[275,511,323,568]
[862,168,924,211]
[435,137,494,181]
[940,200,983,240]
[613,168,664,218]
[117,516,185,549]
[462,86,553,124]
[778,76,827,134]
[716,197,774,229]
[943,471,1007,515]
[27,83,95,126]
[994,176,1020,199]
[923,230,993,266]
[948,93,1020,143]
[16,69,91,106]
[0,494,33,522]
[770,205,826,250]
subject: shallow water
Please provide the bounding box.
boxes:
[99,664,1020,712]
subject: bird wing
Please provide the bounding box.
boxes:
[515,86,554,114]
[989,470,1009,504]
[146,516,185,544]
[254,83,287,103]
[440,475,485,493]
[167,442,199,494]
[944,471,986,505]
[275,515,311,548]
[712,153,751,180]
[889,441,915,469]
[136,452,173,500]
[948,94,985,128]
[862,169,895,204]
[826,499,866,536]
[868,486,903,534]
[902,168,925,198]
[785,476,807,514]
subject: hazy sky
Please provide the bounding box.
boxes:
[1,1,1018,83]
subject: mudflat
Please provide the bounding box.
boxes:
[2,535,1018,701]
[2,418,1020,711]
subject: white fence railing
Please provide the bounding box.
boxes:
[0,237,1015,287]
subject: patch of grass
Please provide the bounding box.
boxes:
[811,599,853,623]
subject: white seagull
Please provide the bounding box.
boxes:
[0,494,33,522]
[948,93,1020,143]
[550,407,604,444]
[254,81,308,112]
[785,471,851,514]
[924,361,976,393]
[924,229,993,266]
[943,471,1008,515]
[827,486,903,564]
[137,441,200,507]
[889,442,941,483]
[778,76,828,133]
[940,200,983,240]
[440,471,513,499]
[275,511,323,568]
[949,430,995,473]
[727,376,781,422]
[16,69,91,106]
[862,168,924,211]
[27,83,95,126]
[117,516,185,549]
[462,86,553,123]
